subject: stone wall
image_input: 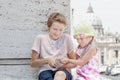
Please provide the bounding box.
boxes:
[0,0,71,79]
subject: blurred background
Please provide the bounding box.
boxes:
[71,0,120,80]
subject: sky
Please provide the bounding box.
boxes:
[71,0,120,34]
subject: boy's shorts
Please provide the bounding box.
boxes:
[38,69,73,80]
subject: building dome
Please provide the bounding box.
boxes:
[82,13,102,28]
[81,3,104,36]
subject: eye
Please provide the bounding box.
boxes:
[76,38,82,41]
[81,38,83,40]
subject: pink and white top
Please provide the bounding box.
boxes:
[76,44,101,80]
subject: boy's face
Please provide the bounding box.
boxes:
[76,35,93,48]
[49,21,65,40]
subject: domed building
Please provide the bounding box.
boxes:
[81,3,104,36]
[79,3,120,67]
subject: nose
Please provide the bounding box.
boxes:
[55,31,60,35]
[55,30,61,35]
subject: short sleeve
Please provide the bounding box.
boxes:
[66,35,75,54]
[31,35,41,54]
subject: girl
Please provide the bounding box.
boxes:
[61,22,101,80]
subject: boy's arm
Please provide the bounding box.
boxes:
[30,50,56,68]
[68,51,76,59]
[30,50,48,67]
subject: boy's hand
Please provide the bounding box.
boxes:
[55,59,65,69]
[47,57,56,68]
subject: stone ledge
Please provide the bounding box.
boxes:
[0,58,30,65]
[0,65,38,80]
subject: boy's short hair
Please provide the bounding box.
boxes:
[47,12,67,28]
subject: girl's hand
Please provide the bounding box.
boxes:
[60,59,69,64]
[59,59,76,69]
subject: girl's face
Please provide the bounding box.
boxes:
[76,35,93,48]
[49,21,65,40]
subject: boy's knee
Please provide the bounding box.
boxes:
[55,71,66,76]
[54,71,66,79]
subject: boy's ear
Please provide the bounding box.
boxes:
[48,27,50,31]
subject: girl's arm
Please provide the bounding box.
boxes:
[59,51,76,69]
[74,46,97,66]
[61,46,97,67]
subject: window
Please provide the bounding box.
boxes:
[101,52,104,65]
[115,50,118,58]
